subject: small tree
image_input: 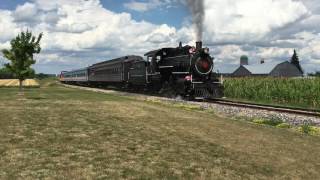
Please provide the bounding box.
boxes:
[0,57,5,67]
[0,67,14,79]
[290,49,303,74]
[308,71,320,77]
[1,30,42,91]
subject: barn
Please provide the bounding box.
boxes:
[232,61,303,77]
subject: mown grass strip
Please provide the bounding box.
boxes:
[0,80,319,179]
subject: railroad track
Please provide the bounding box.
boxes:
[206,98,320,117]
[63,83,320,118]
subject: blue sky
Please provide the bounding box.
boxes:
[101,0,189,28]
[0,0,320,74]
[0,0,26,10]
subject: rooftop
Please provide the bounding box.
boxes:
[242,61,284,74]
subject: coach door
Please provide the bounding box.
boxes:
[129,61,147,85]
[123,61,132,82]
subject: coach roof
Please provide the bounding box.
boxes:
[91,55,143,67]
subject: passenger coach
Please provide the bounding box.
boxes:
[60,68,88,84]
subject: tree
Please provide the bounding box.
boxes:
[0,57,5,67]
[308,71,320,77]
[290,49,303,74]
[0,67,14,79]
[1,30,42,91]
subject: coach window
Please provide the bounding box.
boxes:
[156,56,161,62]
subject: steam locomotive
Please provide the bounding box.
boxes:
[60,41,223,99]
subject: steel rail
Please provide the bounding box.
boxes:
[206,98,320,117]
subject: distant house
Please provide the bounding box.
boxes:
[214,64,239,77]
[232,61,303,77]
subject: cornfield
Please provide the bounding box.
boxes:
[223,77,320,109]
[0,79,40,87]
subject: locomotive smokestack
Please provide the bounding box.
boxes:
[196,41,202,50]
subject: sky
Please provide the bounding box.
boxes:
[0,0,319,74]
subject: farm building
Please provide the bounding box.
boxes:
[232,61,303,77]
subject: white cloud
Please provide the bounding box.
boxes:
[0,0,320,74]
[0,11,19,42]
[13,2,38,22]
[201,0,320,73]
[203,0,309,44]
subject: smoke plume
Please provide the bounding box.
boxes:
[185,0,205,41]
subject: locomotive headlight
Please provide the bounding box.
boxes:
[204,48,209,54]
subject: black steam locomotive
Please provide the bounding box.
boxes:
[60,42,223,99]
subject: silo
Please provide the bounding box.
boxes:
[240,55,249,65]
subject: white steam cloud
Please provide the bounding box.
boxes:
[185,0,205,41]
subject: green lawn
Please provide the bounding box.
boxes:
[0,81,319,179]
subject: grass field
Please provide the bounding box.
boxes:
[224,77,320,109]
[0,80,319,179]
[0,79,40,87]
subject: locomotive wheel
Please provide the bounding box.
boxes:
[159,76,177,98]
[159,81,175,98]
[212,86,224,98]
